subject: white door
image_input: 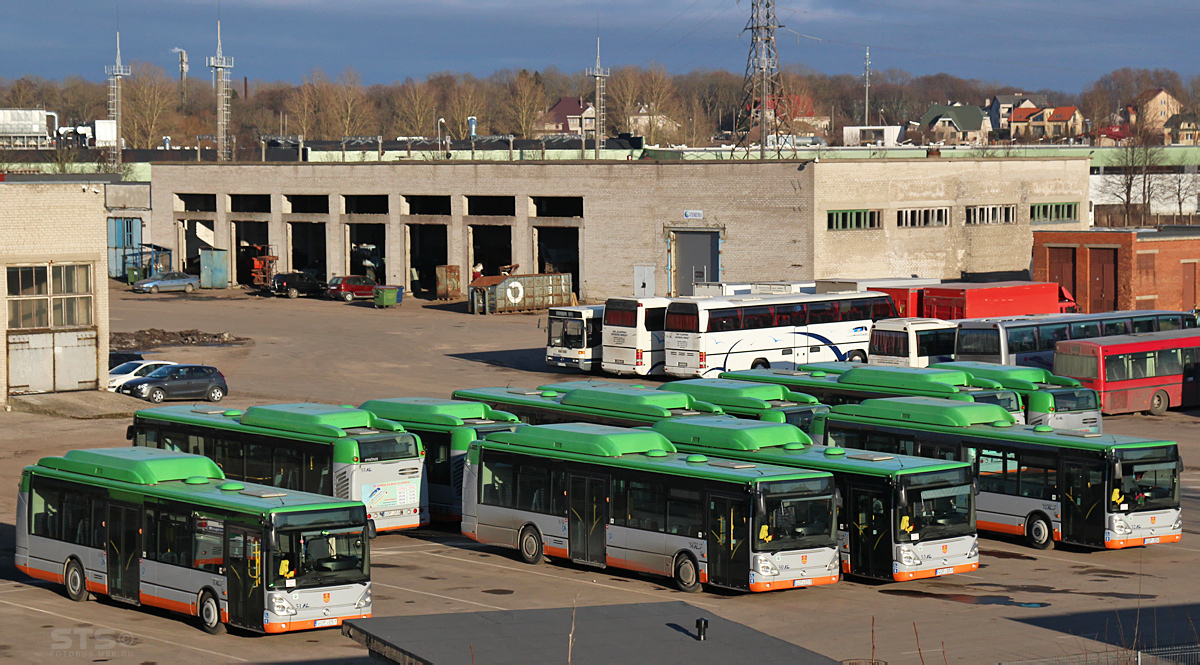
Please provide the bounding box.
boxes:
[7,333,54,394]
[634,265,655,297]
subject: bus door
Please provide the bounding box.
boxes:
[105,503,141,604]
[225,526,265,630]
[1062,458,1106,547]
[848,485,892,579]
[707,494,750,590]
[568,474,607,566]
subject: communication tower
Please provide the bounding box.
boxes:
[105,31,131,171]
[586,39,609,159]
[735,0,785,158]
[207,21,234,161]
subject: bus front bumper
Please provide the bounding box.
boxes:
[893,561,979,581]
[1105,510,1182,548]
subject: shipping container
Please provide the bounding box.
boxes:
[921,281,1071,319]
[468,273,573,314]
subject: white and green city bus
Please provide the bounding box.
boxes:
[130,403,427,532]
[357,397,522,521]
[650,416,978,582]
[930,360,1102,432]
[810,397,1182,550]
[463,423,841,593]
[17,447,373,634]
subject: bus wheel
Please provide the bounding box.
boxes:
[64,559,88,602]
[1026,515,1053,550]
[199,591,226,635]
[518,526,544,565]
[751,359,770,370]
[847,351,867,363]
[1149,390,1169,416]
[673,554,701,593]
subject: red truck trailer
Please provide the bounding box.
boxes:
[920,281,1076,319]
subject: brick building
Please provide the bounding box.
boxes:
[1033,226,1200,313]
[148,157,1089,301]
[1,181,110,403]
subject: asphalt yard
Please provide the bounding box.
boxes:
[1,283,1199,663]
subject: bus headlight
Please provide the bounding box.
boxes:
[754,555,780,576]
[1173,515,1183,530]
[967,541,979,560]
[899,546,921,566]
[1111,516,1132,535]
[355,584,372,609]
[269,592,297,616]
[826,556,839,571]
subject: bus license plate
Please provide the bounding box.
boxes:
[935,567,953,576]
[793,579,813,587]
[315,619,338,628]
[556,362,567,367]
[614,359,624,364]
[1144,537,1160,544]
[678,362,687,367]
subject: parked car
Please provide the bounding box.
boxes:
[119,364,228,403]
[108,359,177,391]
[327,275,378,302]
[267,272,325,298]
[132,271,200,294]
[108,350,144,370]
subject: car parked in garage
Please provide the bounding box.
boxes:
[119,364,228,402]
[107,359,177,391]
[132,271,200,294]
[327,275,378,301]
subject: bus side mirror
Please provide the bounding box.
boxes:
[125,425,134,441]
[266,529,278,551]
[367,520,378,540]
[973,478,979,496]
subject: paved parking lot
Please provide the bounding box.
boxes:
[1,284,1199,663]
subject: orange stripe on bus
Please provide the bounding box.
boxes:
[1105,533,1182,549]
[977,520,1025,536]
[140,593,196,615]
[543,545,569,559]
[16,564,62,585]
[893,562,979,582]
[749,574,838,592]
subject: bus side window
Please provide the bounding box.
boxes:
[644,307,666,331]
[1007,327,1038,354]
[215,438,245,480]
[422,431,453,486]
[306,450,331,496]
[611,479,628,526]
[515,462,550,514]
[1037,324,1068,351]
[1018,454,1057,500]
[245,443,273,484]
[1106,354,1129,382]
[30,480,61,540]
[161,432,184,452]
[1159,315,1182,331]
[480,453,514,508]
[1103,320,1129,336]
[550,468,567,516]
[628,481,666,533]
[826,426,861,449]
[667,488,703,537]
[1132,316,1156,333]
[135,427,158,448]
[192,516,224,573]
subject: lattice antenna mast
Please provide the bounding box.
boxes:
[863,47,871,126]
[207,19,234,161]
[586,38,609,159]
[105,31,131,171]
[735,0,783,158]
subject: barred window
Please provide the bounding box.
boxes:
[965,205,1016,225]
[827,209,882,230]
[896,207,949,227]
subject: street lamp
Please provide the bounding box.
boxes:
[437,117,447,158]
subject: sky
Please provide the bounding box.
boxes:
[2,0,1198,94]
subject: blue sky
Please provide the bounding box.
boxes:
[2,0,1197,92]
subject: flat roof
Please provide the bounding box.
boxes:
[342,601,839,665]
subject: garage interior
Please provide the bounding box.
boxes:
[288,222,327,280]
[234,221,270,285]
[470,225,512,278]
[182,220,216,275]
[534,226,580,295]
[348,223,386,282]
[408,224,448,297]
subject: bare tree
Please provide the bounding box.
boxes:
[394,79,437,138]
[445,76,488,139]
[1162,165,1198,215]
[503,69,546,139]
[639,66,681,146]
[124,63,176,149]
[1100,128,1166,225]
[285,69,332,141]
[330,68,376,139]
[605,66,641,136]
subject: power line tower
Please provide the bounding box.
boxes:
[735,0,785,158]
[105,31,130,172]
[586,38,609,160]
[207,20,234,161]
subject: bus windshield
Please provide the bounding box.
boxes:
[548,318,585,349]
[782,405,829,431]
[971,390,1021,413]
[898,470,974,541]
[1051,389,1098,412]
[1113,447,1179,513]
[754,479,835,552]
[357,434,420,462]
[271,509,369,589]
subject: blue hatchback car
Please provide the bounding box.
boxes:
[132,271,200,294]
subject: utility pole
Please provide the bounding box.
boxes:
[586,38,609,160]
[735,0,784,158]
[105,31,130,172]
[207,19,234,161]
[863,47,871,126]
[176,49,189,108]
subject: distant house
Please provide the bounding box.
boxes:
[1009,106,1085,142]
[1122,89,1181,140]
[918,104,992,145]
[534,97,596,138]
[842,125,906,147]
[767,94,831,133]
[985,93,1049,135]
[1166,113,1200,145]
[627,104,680,139]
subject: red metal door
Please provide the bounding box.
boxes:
[1089,249,1117,313]
[1184,263,1197,310]
[1048,247,1076,297]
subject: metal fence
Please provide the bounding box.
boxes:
[1000,644,1200,665]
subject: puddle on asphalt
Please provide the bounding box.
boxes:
[980,549,1037,561]
[880,589,1050,608]
[482,589,515,595]
[969,583,1151,601]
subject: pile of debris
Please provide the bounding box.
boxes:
[110,329,247,350]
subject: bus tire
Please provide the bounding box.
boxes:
[847,351,867,363]
[1026,514,1054,550]
[751,359,770,370]
[518,526,544,565]
[1149,390,1169,416]
[199,590,225,635]
[673,553,701,593]
[64,559,88,602]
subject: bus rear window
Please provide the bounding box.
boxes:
[1053,353,1098,380]
[357,435,420,462]
[665,304,699,332]
[957,329,1000,355]
[869,329,908,357]
[603,307,636,328]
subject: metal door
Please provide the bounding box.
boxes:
[1061,458,1106,547]
[7,333,54,394]
[105,503,141,604]
[1089,248,1118,313]
[1185,263,1197,310]
[568,474,607,566]
[1048,247,1076,297]
[200,248,229,289]
[633,264,655,297]
[225,526,264,630]
[107,217,142,278]
[707,494,750,590]
[848,485,891,579]
[672,231,719,296]
[53,330,98,391]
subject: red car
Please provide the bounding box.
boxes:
[327,275,378,301]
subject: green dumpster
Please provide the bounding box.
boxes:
[373,285,402,308]
[126,265,142,284]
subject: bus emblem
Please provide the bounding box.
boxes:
[941,545,948,554]
[323,593,330,603]
[1150,516,1156,525]
[801,555,807,564]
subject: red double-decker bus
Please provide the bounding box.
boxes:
[1053,329,1200,416]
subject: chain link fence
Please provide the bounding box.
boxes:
[1000,644,1200,665]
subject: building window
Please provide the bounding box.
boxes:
[7,264,93,330]
[827,209,881,230]
[965,205,1016,225]
[896,207,949,228]
[1030,203,1079,223]
[1137,253,1156,285]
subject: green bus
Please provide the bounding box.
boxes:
[809,396,1181,551]
[462,423,840,593]
[657,378,830,431]
[721,364,1027,424]
[130,403,426,532]
[451,382,724,427]
[650,416,978,582]
[17,447,373,634]
[357,397,522,522]
[929,361,1102,432]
